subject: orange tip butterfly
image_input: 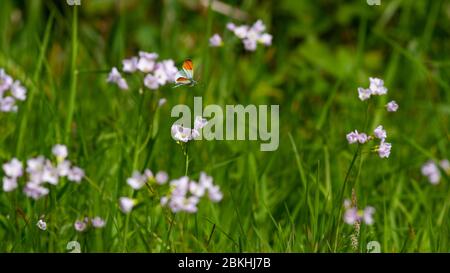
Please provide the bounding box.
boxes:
[174,59,197,88]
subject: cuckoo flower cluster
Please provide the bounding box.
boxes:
[119,171,222,214]
[74,216,106,232]
[107,51,178,91]
[346,77,396,158]
[209,20,272,51]
[0,68,27,113]
[160,172,223,213]
[171,116,208,143]
[343,199,375,225]
[2,144,85,200]
[119,168,169,213]
[421,159,450,185]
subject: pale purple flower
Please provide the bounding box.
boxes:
[137,51,158,73]
[122,57,138,73]
[161,60,178,82]
[194,116,208,130]
[57,160,71,177]
[170,176,190,197]
[52,144,68,160]
[158,98,167,107]
[243,38,257,51]
[0,69,13,93]
[233,25,249,39]
[24,182,49,200]
[67,167,84,183]
[127,171,146,190]
[3,158,23,178]
[386,100,398,112]
[74,220,87,232]
[357,87,371,101]
[226,22,236,31]
[362,206,375,225]
[119,197,135,213]
[144,74,159,90]
[209,34,223,47]
[373,125,387,140]
[154,65,168,85]
[344,207,359,225]
[41,161,59,185]
[155,171,168,185]
[199,172,213,189]
[440,159,450,174]
[171,124,192,143]
[357,132,368,144]
[107,67,128,90]
[369,77,387,95]
[251,20,266,33]
[421,160,441,185]
[377,140,392,158]
[0,96,17,112]
[91,216,106,228]
[26,156,45,174]
[189,181,206,197]
[3,176,18,192]
[10,81,27,101]
[37,219,47,230]
[258,33,273,46]
[208,185,223,202]
[346,131,359,144]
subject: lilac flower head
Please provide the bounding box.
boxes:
[137,51,158,73]
[171,124,192,143]
[3,158,23,178]
[386,100,398,112]
[373,125,387,140]
[74,220,87,232]
[421,160,441,185]
[144,74,159,90]
[91,216,106,228]
[24,182,49,200]
[37,219,47,231]
[122,57,138,73]
[0,96,17,112]
[0,69,13,93]
[67,167,85,183]
[155,171,168,185]
[3,176,18,192]
[362,206,375,225]
[369,77,387,95]
[119,197,136,213]
[10,81,27,101]
[358,87,372,101]
[52,144,68,161]
[107,67,128,90]
[209,34,223,47]
[127,170,147,190]
[346,131,359,144]
[377,140,392,158]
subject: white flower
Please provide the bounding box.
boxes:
[189,181,206,197]
[171,124,193,143]
[258,33,273,46]
[37,219,47,231]
[209,34,223,47]
[3,176,18,192]
[74,220,87,232]
[67,167,84,183]
[52,144,68,160]
[91,216,106,228]
[41,160,59,185]
[122,57,138,73]
[369,77,387,95]
[119,197,136,213]
[57,160,71,177]
[127,171,146,190]
[0,96,17,112]
[377,140,392,158]
[10,80,27,101]
[24,182,49,200]
[358,87,371,101]
[386,100,398,112]
[3,158,23,178]
[155,171,168,185]
[208,185,223,202]
[137,51,158,73]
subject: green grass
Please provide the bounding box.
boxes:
[0,0,449,252]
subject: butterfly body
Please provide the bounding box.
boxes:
[174,59,197,88]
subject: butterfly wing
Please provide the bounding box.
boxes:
[182,59,194,79]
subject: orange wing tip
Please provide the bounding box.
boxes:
[182,59,193,71]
